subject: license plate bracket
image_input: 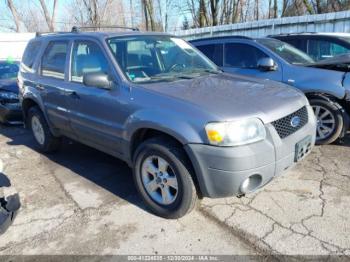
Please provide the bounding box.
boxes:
[295,136,312,162]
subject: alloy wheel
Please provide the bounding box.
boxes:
[31,116,45,145]
[312,105,336,141]
[141,155,179,206]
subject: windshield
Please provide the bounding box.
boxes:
[107,35,219,83]
[258,39,314,65]
[0,61,19,80]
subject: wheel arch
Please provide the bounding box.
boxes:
[21,96,60,136]
[129,127,203,198]
[22,97,42,127]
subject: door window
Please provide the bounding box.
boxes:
[41,41,68,79]
[224,43,268,68]
[196,44,224,66]
[308,39,350,60]
[71,41,110,83]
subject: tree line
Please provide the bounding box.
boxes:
[3,0,350,32]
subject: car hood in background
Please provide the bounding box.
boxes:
[0,79,18,93]
[306,54,350,72]
[142,73,308,124]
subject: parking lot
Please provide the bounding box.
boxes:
[0,124,349,257]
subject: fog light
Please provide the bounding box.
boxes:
[239,174,263,194]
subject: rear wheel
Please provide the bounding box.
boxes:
[133,137,197,219]
[310,98,344,145]
[28,107,61,153]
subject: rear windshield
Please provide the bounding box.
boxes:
[22,41,42,69]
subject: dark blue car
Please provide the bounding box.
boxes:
[0,61,22,124]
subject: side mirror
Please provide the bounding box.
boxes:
[257,58,277,71]
[83,72,112,89]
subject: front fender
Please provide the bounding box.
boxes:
[123,109,205,145]
[286,66,346,99]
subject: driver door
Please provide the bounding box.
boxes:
[66,39,127,155]
[222,42,283,82]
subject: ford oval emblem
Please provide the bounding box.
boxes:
[291,116,301,128]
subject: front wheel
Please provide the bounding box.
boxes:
[133,137,197,219]
[310,98,344,145]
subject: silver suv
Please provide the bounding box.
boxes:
[18,27,316,218]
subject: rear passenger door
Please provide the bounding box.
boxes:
[223,42,283,82]
[37,40,72,132]
[66,39,125,155]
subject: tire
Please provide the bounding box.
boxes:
[133,137,197,219]
[28,106,61,153]
[310,98,344,145]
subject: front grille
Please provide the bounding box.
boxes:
[272,106,308,139]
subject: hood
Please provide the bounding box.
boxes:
[141,73,308,124]
[0,79,18,93]
[307,54,350,72]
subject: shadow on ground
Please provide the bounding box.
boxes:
[0,125,146,213]
[1,124,350,217]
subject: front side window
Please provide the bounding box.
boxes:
[196,44,224,66]
[258,38,314,65]
[71,41,110,83]
[224,43,268,68]
[107,36,219,83]
[41,41,68,79]
[308,39,350,61]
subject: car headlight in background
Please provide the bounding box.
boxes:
[0,91,19,101]
[205,118,266,146]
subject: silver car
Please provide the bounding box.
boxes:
[192,36,350,145]
[19,28,316,218]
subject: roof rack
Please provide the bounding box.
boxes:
[189,35,253,42]
[71,25,139,32]
[35,31,68,37]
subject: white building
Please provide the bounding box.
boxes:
[0,33,35,61]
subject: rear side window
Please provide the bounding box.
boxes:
[196,44,223,66]
[22,41,41,69]
[224,43,267,68]
[307,39,350,60]
[41,41,68,79]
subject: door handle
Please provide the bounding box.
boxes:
[35,84,45,91]
[65,90,80,99]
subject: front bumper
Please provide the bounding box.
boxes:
[0,102,22,124]
[185,105,317,198]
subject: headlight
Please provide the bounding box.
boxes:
[205,118,266,146]
[0,91,19,100]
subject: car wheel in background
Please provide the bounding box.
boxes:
[133,137,198,219]
[28,106,61,153]
[310,98,344,145]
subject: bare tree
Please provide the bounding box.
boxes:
[63,0,125,29]
[39,0,59,32]
[5,0,21,32]
[199,0,208,27]
[209,0,219,26]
